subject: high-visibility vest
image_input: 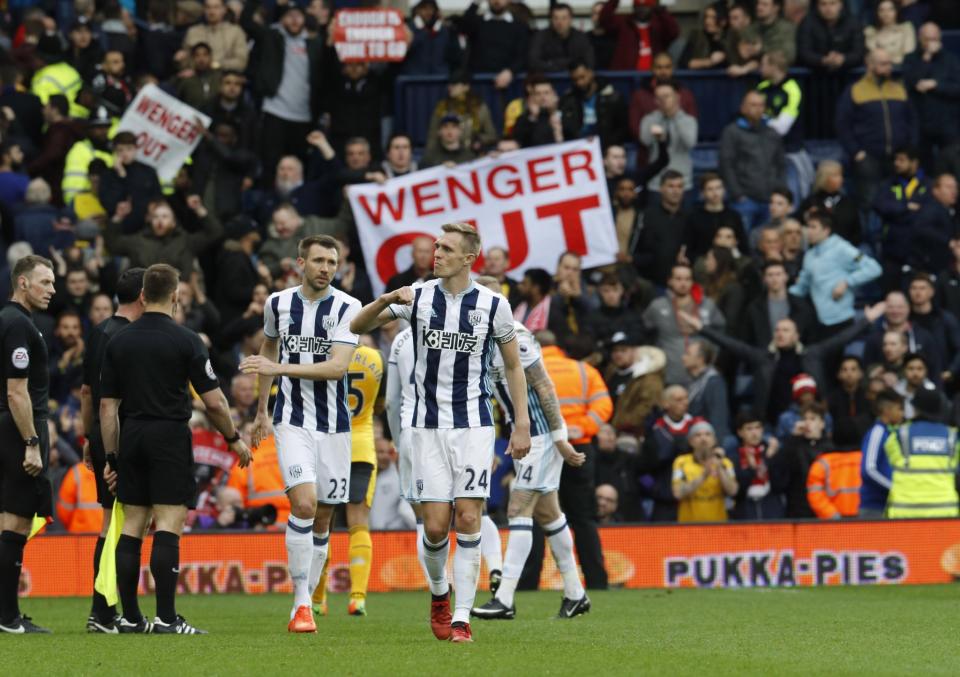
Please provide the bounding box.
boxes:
[57,464,103,533]
[31,62,87,118]
[806,450,862,519]
[62,139,113,205]
[227,434,289,525]
[884,421,960,518]
[541,345,613,445]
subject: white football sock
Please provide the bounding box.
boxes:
[422,534,450,597]
[496,516,533,607]
[479,514,503,573]
[415,520,430,585]
[452,532,481,625]
[544,514,585,600]
[307,531,330,598]
[285,515,315,613]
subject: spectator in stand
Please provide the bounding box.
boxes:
[724,2,755,68]
[937,235,960,320]
[605,334,665,430]
[701,246,747,331]
[595,425,643,520]
[828,356,873,439]
[104,196,223,276]
[88,294,113,330]
[897,353,950,420]
[421,114,477,168]
[595,484,621,524]
[482,246,520,306]
[385,235,434,292]
[513,80,565,148]
[548,251,594,339]
[256,153,336,223]
[240,1,324,188]
[789,211,881,334]
[776,372,834,440]
[97,131,163,234]
[752,187,797,249]
[203,71,259,151]
[598,0,679,72]
[604,144,627,194]
[324,61,384,159]
[754,0,798,64]
[369,432,417,530]
[910,173,960,274]
[726,27,764,79]
[837,49,918,211]
[49,309,85,404]
[589,274,646,350]
[719,90,787,231]
[780,219,806,278]
[589,1,617,70]
[731,411,785,520]
[864,302,931,378]
[799,160,862,247]
[859,388,904,518]
[909,271,960,386]
[529,3,594,72]
[380,133,418,179]
[797,0,866,138]
[672,421,737,523]
[183,0,250,72]
[884,386,960,518]
[639,80,698,192]
[805,419,862,519]
[769,401,830,518]
[259,204,338,285]
[685,302,886,425]
[514,268,554,332]
[62,105,114,207]
[191,120,258,225]
[904,23,960,169]
[13,180,75,255]
[758,50,804,153]
[683,338,730,442]
[67,17,103,83]
[401,0,462,77]
[680,2,729,70]
[460,0,528,91]
[628,52,698,146]
[215,215,264,326]
[873,147,930,289]
[32,34,86,118]
[640,385,701,521]
[49,265,94,321]
[643,263,726,387]
[560,61,627,149]
[26,95,82,207]
[176,42,221,111]
[633,171,689,285]
[0,140,28,206]
[177,278,222,340]
[684,174,748,262]
[864,0,916,65]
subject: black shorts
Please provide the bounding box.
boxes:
[117,419,196,508]
[348,462,375,505]
[0,413,52,518]
[87,428,114,509]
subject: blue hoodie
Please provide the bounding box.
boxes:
[860,421,893,512]
[789,234,881,326]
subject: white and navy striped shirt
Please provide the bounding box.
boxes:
[388,327,416,430]
[264,285,360,433]
[389,279,516,429]
[489,322,550,438]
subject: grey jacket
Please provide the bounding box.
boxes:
[258,215,341,277]
[639,109,698,190]
[643,295,725,386]
[528,28,595,73]
[719,117,786,202]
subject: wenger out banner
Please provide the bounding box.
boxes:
[348,138,618,296]
[117,84,210,182]
[333,8,407,62]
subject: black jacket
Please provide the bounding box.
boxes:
[799,190,862,246]
[911,200,960,272]
[743,294,816,348]
[632,202,689,285]
[700,319,868,423]
[459,6,528,74]
[191,138,258,224]
[559,81,627,150]
[768,435,831,518]
[862,319,943,380]
[215,242,260,327]
[240,1,325,120]
[683,206,747,261]
[796,9,865,71]
[903,48,960,141]
[528,27,594,73]
[97,161,163,234]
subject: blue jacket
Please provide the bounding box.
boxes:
[836,74,917,160]
[860,421,893,512]
[13,204,75,254]
[400,19,462,76]
[789,234,882,326]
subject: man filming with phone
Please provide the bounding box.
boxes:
[671,421,738,523]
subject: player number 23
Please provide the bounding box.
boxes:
[327,478,347,500]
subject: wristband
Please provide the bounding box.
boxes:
[224,431,241,444]
[106,453,118,467]
[551,425,568,443]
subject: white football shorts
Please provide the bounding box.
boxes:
[512,433,563,493]
[408,427,496,502]
[275,423,351,504]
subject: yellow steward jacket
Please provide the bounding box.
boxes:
[541,346,612,444]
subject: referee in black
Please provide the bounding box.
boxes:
[0,255,56,634]
[100,264,251,635]
[79,266,145,633]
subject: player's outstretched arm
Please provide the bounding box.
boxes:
[243,342,355,383]
[525,360,585,467]
[500,338,532,460]
[351,287,414,334]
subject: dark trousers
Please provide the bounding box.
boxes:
[259,112,314,189]
[853,153,891,213]
[518,442,609,590]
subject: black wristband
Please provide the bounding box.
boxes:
[106,453,118,467]
[224,432,241,444]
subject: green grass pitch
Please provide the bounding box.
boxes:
[3,587,960,675]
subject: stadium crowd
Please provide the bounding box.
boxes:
[2,0,960,542]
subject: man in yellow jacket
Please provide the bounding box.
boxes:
[62,106,114,205]
[538,331,612,589]
[31,35,87,118]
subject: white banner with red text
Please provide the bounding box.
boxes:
[348,138,618,296]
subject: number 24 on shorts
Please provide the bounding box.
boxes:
[464,468,488,491]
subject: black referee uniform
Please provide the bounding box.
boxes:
[100,311,220,630]
[81,313,131,627]
[0,301,51,630]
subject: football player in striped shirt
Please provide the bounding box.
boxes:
[241,235,361,634]
[352,223,532,644]
[471,276,591,620]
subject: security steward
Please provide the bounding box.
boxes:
[79,266,145,633]
[0,255,56,635]
[884,387,960,518]
[99,264,252,635]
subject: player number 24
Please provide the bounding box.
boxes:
[464,468,488,491]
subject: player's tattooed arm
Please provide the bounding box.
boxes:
[525,360,564,434]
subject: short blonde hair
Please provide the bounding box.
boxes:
[441,222,481,257]
[474,274,499,292]
[814,160,843,193]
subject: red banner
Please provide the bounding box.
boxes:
[333,9,407,62]
[20,520,960,597]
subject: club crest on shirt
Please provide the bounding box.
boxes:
[416,479,424,496]
[289,464,303,479]
[468,310,484,326]
[322,316,336,331]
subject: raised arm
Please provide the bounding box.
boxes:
[351,286,414,334]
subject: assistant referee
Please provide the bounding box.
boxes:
[79,266,145,633]
[0,255,56,635]
[99,264,252,635]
